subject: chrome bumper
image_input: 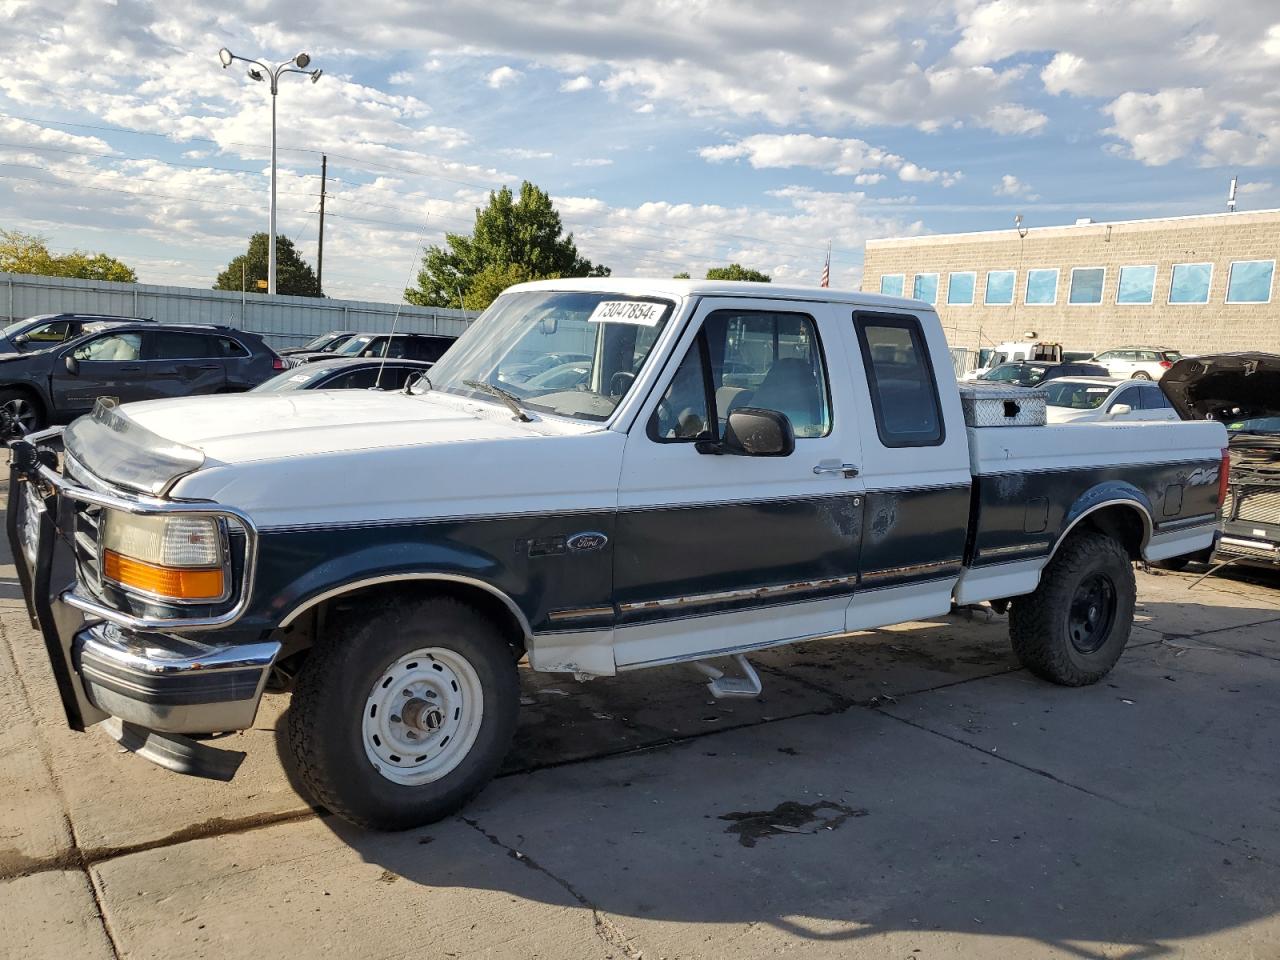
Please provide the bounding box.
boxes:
[6,432,272,739]
[73,622,280,733]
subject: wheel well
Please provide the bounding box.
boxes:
[1072,503,1148,560]
[278,579,529,663]
[0,384,47,417]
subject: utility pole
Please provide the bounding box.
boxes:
[317,154,327,293]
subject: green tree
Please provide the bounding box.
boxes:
[0,229,137,282]
[705,263,771,282]
[672,271,691,279]
[405,181,608,310]
[214,233,322,297]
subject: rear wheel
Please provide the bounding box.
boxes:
[288,595,520,830]
[1130,371,1152,380]
[0,389,45,437]
[1008,531,1136,686]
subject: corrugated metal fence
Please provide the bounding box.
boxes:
[0,272,473,347]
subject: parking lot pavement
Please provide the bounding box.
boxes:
[2,526,1278,958]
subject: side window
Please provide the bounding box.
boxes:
[72,333,143,362]
[1108,388,1136,411]
[361,337,389,358]
[853,314,944,447]
[27,321,71,342]
[1138,384,1172,410]
[326,368,380,389]
[649,310,831,442]
[217,336,250,357]
[153,332,219,359]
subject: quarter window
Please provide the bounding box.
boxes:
[879,274,904,297]
[217,336,250,357]
[1226,260,1274,304]
[1025,269,1059,305]
[1069,267,1105,305]
[946,272,975,305]
[985,270,1015,305]
[912,273,938,304]
[649,310,831,443]
[1116,265,1156,304]
[72,332,143,362]
[1169,262,1212,304]
[853,313,944,448]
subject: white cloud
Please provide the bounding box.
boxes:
[1237,180,1273,195]
[486,65,522,89]
[701,134,962,187]
[559,75,593,93]
[572,158,613,167]
[854,173,885,185]
[994,174,1039,200]
[634,103,654,114]
[388,70,414,85]
[500,147,553,160]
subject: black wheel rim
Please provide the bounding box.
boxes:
[1067,573,1117,654]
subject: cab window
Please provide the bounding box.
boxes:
[854,313,944,447]
[72,333,143,362]
[25,320,71,343]
[650,310,831,442]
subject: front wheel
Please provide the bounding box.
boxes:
[1008,531,1136,686]
[288,595,520,830]
[0,389,45,437]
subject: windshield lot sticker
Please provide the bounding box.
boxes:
[588,301,663,326]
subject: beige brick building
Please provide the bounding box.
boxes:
[861,209,1279,356]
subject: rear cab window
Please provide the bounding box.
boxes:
[853,313,944,447]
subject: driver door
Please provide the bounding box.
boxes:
[612,298,865,669]
[50,332,146,418]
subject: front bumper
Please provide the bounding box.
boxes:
[6,433,278,738]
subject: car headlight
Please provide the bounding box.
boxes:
[101,511,228,602]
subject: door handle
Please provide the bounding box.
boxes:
[196,364,220,370]
[119,366,143,373]
[813,462,860,478]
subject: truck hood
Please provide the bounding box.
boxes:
[1162,353,1280,423]
[63,390,592,497]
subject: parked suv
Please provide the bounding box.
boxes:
[0,321,282,434]
[0,313,152,354]
[1090,347,1183,380]
[279,330,357,358]
[292,332,456,364]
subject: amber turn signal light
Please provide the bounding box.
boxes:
[103,550,225,601]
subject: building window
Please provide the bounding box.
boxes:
[1226,260,1274,304]
[946,272,975,305]
[1025,268,1059,305]
[912,273,938,304]
[1169,262,1212,304]
[1068,267,1105,305]
[984,270,1015,305]
[879,274,904,297]
[1116,265,1156,304]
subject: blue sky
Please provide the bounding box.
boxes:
[0,0,1276,301]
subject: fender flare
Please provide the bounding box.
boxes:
[276,571,533,639]
[1049,482,1155,562]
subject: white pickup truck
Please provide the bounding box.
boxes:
[8,279,1228,829]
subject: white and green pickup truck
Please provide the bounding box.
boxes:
[8,279,1227,829]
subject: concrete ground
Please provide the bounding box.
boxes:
[2,489,1279,958]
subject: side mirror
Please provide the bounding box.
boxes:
[1107,403,1132,418]
[13,333,28,345]
[64,355,80,376]
[539,316,558,336]
[700,407,795,457]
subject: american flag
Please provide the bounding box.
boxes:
[820,244,831,287]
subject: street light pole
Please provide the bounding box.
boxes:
[217,46,322,296]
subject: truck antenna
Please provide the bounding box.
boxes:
[377,214,430,390]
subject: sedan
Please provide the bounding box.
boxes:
[978,361,1109,386]
[253,357,433,392]
[1042,377,1180,424]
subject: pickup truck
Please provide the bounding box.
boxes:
[7,279,1228,830]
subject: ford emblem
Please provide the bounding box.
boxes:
[566,531,608,553]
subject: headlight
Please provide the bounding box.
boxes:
[101,511,228,602]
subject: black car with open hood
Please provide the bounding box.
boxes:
[1163,353,1280,568]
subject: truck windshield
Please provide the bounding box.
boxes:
[416,290,674,422]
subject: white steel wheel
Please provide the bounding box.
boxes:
[362,647,485,786]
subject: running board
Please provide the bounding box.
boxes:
[690,655,763,699]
